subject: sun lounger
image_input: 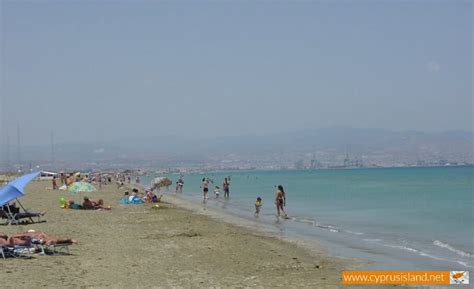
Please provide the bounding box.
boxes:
[0,244,34,259]
[0,207,45,225]
[32,240,72,255]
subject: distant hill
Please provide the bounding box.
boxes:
[2,127,473,169]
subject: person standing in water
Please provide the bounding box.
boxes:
[223,177,230,198]
[176,176,184,194]
[201,178,209,203]
[255,197,263,217]
[275,185,288,218]
[214,186,221,198]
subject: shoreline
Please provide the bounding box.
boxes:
[1,180,424,288]
[141,167,473,272]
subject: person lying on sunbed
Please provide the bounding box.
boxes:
[0,233,29,246]
[10,230,77,246]
[1,202,46,219]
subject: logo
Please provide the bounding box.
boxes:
[450,271,469,285]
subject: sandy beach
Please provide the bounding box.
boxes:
[0,180,423,288]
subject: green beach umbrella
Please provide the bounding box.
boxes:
[68,182,96,194]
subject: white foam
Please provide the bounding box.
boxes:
[363,238,381,242]
[346,230,364,235]
[433,240,473,259]
[383,244,419,253]
[418,251,446,261]
[383,243,473,268]
[298,218,315,225]
[456,261,474,268]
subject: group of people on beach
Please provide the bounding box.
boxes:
[194,176,288,219]
[200,177,231,203]
[253,185,288,219]
[120,188,163,204]
[62,197,111,210]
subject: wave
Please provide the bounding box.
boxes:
[383,244,419,253]
[314,223,339,232]
[298,218,315,225]
[433,240,473,259]
[457,261,474,268]
[363,238,381,242]
[345,230,364,235]
[379,242,473,269]
[290,216,341,232]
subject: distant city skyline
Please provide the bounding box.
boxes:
[0,127,471,172]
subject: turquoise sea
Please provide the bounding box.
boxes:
[142,166,473,270]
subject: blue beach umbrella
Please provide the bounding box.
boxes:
[0,172,40,206]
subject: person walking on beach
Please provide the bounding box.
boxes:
[201,178,209,203]
[223,177,230,198]
[275,185,288,218]
[52,177,57,190]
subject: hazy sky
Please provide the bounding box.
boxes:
[1,1,472,146]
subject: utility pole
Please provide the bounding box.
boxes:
[17,123,21,171]
[6,131,10,172]
[51,131,55,170]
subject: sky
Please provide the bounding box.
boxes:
[0,0,472,146]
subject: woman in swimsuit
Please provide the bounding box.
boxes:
[275,185,287,218]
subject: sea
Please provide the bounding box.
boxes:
[141,166,473,270]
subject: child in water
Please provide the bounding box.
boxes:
[214,186,220,198]
[255,197,263,217]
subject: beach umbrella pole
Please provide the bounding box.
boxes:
[16,199,27,211]
[5,204,14,225]
[16,199,34,223]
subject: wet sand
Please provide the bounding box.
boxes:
[0,180,420,288]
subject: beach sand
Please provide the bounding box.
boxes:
[0,180,422,288]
